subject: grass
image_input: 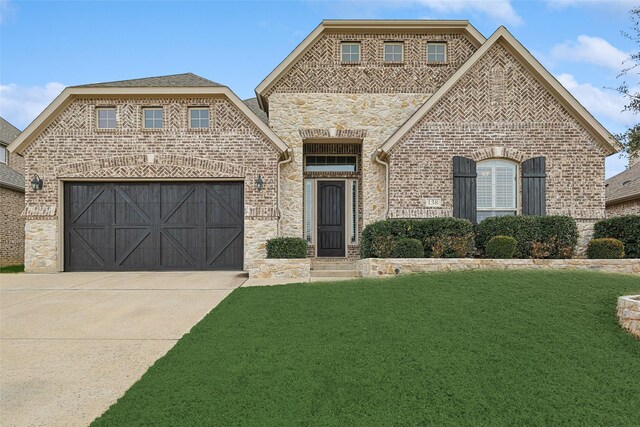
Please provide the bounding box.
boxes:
[0,264,24,273]
[93,270,640,426]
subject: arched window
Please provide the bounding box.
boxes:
[477,159,517,222]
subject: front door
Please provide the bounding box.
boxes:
[317,181,345,257]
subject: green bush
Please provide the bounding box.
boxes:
[266,237,308,259]
[360,218,474,258]
[392,238,425,258]
[593,215,640,258]
[485,236,517,259]
[424,234,475,258]
[587,238,625,259]
[475,215,578,259]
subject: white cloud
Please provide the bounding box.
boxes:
[551,35,629,71]
[606,153,629,178]
[556,73,636,128]
[547,0,636,9]
[416,0,522,26]
[0,82,65,130]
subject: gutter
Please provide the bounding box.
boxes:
[373,148,390,219]
[277,148,293,233]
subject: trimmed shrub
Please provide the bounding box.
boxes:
[425,234,475,258]
[587,238,625,259]
[360,218,474,258]
[593,215,640,258]
[266,237,308,259]
[392,238,425,258]
[485,236,517,259]
[475,215,578,259]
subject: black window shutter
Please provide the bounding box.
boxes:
[521,156,547,216]
[453,156,477,223]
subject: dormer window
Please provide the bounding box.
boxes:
[384,42,403,63]
[341,42,361,63]
[427,42,447,63]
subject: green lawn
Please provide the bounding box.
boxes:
[93,271,640,426]
[0,264,24,273]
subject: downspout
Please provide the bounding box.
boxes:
[277,148,293,235]
[374,148,390,219]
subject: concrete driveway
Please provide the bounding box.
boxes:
[0,271,247,426]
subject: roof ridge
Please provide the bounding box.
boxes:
[71,72,224,88]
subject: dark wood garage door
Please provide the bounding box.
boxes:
[64,182,244,271]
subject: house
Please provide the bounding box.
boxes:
[605,162,640,217]
[8,21,620,273]
[0,117,25,266]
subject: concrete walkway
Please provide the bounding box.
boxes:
[0,271,246,427]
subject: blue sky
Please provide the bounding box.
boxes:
[1,0,637,177]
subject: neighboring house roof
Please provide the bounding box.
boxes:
[243,98,268,124]
[0,117,24,192]
[0,117,21,145]
[380,26,621,156]
[254,19,487,111]
[606,163,640,205]
[72,73,223,88]
[9,74,289,155]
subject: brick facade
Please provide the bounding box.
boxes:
[22,96,281,272]
[606,199,640,217]
[388,41,608,253]
[0,186,25,266]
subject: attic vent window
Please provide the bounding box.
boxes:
[623,180,631,186]
[143,108,163,129]
[427,42,447,63]
[189,108,209,129]
[341,42,361,63]
[97,108,116,129]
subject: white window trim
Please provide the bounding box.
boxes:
[188,107,210,129]
[426,42,447,63]
[0,146,7,164]
[96,107,117,129]
[142,107,164,129]
[477,159,518,221]
[341,42,361,63]
[383,42,404,63]
[348,179,358,244]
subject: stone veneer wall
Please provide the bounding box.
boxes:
[0,186,25,266]
[269,93,432,240]
[617,295,640,339]
[606,199,640,217]
[21,96,282,272]
[388,41,609,255]
[248,258,311,279]
[358,258,640,277]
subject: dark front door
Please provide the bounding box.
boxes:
[317,181,345,257]
[64,182,244,271]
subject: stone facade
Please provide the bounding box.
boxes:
[358,258,640,277]
[617,295,640,339]
[248,258,311,279]
[387,41,608,253]
[269,93,432,243]
[0,186,25,266]
[606,199,640,217]
[22,96,282,272]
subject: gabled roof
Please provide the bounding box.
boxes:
[380,26,621,156]
[255,19,487,111]
[72,73,223,88]
[9,77,289,155]
[606,163,640,205]
[0,117,21,146]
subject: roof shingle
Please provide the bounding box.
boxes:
[243,98,268,125]
[0,117,21,145]
[605,163,640,205]
[71,73,223,88]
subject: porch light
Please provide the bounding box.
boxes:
[30,174,43,192]
[256,175,264,192]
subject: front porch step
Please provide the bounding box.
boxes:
[310,269,362,278]
[311,262,357,271]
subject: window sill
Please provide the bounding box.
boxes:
[341,61,361,66]
[383,61,404,66]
